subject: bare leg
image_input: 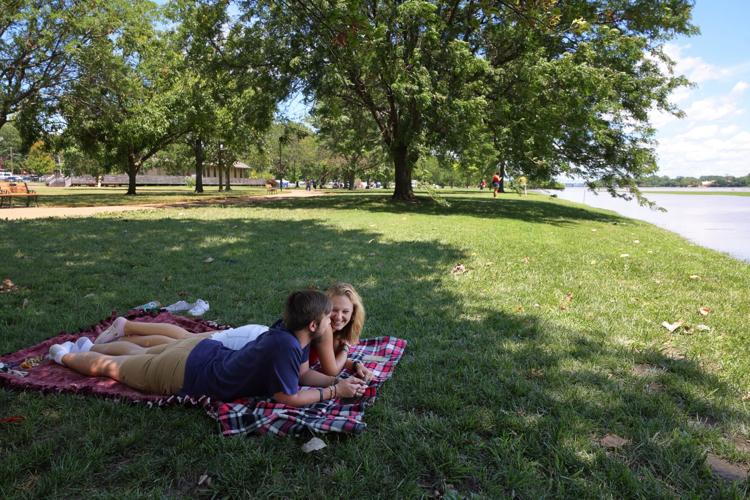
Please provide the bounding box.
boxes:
[122,321,197,340]
[61,351,127,380]
[91,341,147,355]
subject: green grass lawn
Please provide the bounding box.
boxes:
[1,192,749,497]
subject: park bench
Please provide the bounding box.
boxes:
[0,181,39,208]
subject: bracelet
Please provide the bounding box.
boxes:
[330,384,336,399]
[317,387,324,402]
[342,342,351,352]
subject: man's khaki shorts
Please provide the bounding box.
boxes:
[118,336,205,395]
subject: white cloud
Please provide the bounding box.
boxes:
[684,96,743,122]
[732,80,749,93]
[656,126,750,177]
[663,44,734,83]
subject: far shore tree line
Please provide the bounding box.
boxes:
[2,0,697,201]
[637,174,750,188]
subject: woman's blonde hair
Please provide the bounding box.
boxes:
[326,282,365,344]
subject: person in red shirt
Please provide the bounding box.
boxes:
[491,172,502,198]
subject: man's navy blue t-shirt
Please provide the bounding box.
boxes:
[180,320,309,401]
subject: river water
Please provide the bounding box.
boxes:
[542,187,750,263]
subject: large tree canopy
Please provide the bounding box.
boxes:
[245,0,696,200]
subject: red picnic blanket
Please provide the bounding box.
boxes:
[0,311,406,436]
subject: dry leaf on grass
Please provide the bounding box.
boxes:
[21,298,29,309]
[302,437,327,453]
[522,256,530,264]
[515,305,525,313]
[197,474,213,487]
[203,257,214,263]
[633,240,640,244]
[689,274,701,280]
[707,453,748,482]
[696,324,711,332]
[450,263,467,275]
[599,434,630,448]
[661,320,684,333]
[1,278,18,293]
[620,253,630,258]
[559,292,573,310]
[698,306,712,316]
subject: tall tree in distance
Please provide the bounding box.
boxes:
[249,0,695,202]
[60,0,186,195]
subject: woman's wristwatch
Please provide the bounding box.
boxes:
[341,342,351,352]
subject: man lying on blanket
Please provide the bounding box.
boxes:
[48,290,367,406]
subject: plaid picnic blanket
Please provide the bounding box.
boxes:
[1,311,407,437]
[206,336,407,436]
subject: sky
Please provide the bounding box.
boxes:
[649,0,750,177]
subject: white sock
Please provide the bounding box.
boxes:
[72,337,94,353]
[49,341,74,365]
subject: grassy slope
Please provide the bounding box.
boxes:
[1,192,749,497]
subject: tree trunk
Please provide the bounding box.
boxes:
[224,165,231,191]
[391,144,414,200]
[218,162,223,191]
[126,155,139,195]
[194,137,204,193]
[499,161,507,193]
[347,170,356,190]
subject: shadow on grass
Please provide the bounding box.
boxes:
[0,210,746,498]
[218,192,628,227]
[34,187,266,208]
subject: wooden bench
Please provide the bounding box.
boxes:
[0,181,39,208]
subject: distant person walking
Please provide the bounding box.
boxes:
[479,179,486,191]
[491,172,502,198]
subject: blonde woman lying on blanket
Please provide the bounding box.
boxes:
[92,282,372,381]
[50,290,367,405]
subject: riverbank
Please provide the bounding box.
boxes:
[545,187,750,262]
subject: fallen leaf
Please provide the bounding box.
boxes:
[515,305,525,313]
[696,324,711,332]
[203,257,214,263]
[647,250,654,254]
[591,228,597,232]
[1,278,18,293]
[620,253,630,258]
[707,453,748,482]
[84,293,96,299]
[559,292,573,310]
[522,256,530,264]
[197,474,213,487]
[450,263,467,275]
[21,298,29,309]
[533,303,540,308]
[367,238,375,243]
[302,437,327,453]
[599,434,630,448]
[689,274,700,280]
[661,320,684,333]
[590,260,597,265]
[698,306,712,316]
[633,240,640,244]
[368,252,376,257]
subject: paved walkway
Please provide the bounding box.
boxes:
[0,189,325,221]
